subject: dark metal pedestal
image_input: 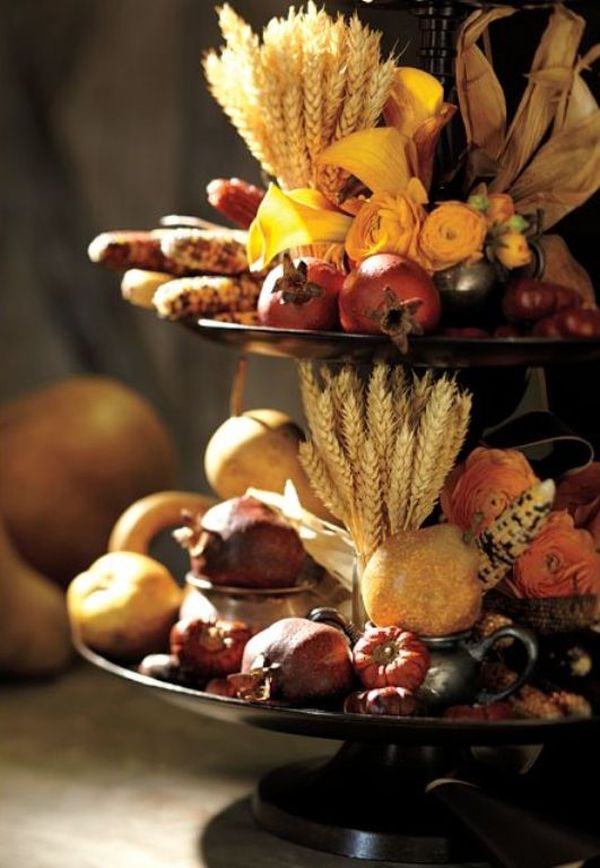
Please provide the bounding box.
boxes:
[252,742,479,864]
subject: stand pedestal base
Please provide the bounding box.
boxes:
[252,742,479,864]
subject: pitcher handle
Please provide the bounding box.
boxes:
[470,625,538,705]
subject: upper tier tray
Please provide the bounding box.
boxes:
[188,320,600,368]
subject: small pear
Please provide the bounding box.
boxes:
[204,360,332,521]
[361,524,482,637]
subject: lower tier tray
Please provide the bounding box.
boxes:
[76,639,599,747]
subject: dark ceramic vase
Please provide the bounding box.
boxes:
[434,260,501,327]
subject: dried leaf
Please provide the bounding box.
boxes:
[510,109,600,231]
[555,44,600,134]
[492,5,586,192]
[455,7,515,160]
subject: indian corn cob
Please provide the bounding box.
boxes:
[153,274,261,321]
[207,178,265,229]
[160,227,248,275]
[476,479,555,590]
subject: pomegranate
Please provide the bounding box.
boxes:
[258,254,344,330]
[231,617,354,703]
[339,254,441,347]
[170,618,252,678]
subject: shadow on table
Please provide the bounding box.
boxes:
[198,798,477,868]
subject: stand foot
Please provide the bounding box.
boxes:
[251,742,480,864]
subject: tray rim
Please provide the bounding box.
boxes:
[76,637,599,740]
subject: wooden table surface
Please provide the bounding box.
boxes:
[0,662,481,868]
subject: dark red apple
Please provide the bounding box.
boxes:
[258,254,344,330]
[339,254,441,339]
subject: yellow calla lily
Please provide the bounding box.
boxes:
[247,183,353,270]
[317,128,418,196]
[383,67,457,190]
[383,67,444,138]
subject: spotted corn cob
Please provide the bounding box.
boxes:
[476,479,555,590]
[212,310,261,325]
[88,230,177,273]
[153,273,260,321]
[160,228,248,275]
[207,178,265,229]
[510,685,592,720]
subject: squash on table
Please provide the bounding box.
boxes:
[0,377,177,586]
[0,513,71,676]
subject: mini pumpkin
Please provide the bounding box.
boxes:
[344,686,419,717]
[170,617,251,678]
[352,626,430,690]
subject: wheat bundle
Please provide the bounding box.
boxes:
[298,362,472,564]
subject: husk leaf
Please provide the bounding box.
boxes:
[509,109,600,231]
[554,44,600,134]
[455,7,515,160]
[492,5,586,192]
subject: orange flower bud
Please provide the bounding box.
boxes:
[486,193,515,226]
[496,232,532,269]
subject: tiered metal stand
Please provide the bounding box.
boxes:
[80,2,599,863]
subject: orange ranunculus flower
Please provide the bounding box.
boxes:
[512,511,600,599]
[495,232,532,269]
[441,447,539,534]
[418,201,488,272]
[486,193,515,226]
[345,186,427,263]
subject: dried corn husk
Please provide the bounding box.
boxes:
[492,5,586,193]
[554,44,600,134]
[455,7,515,161]
[510,109,600,231]
[537,234,595,306]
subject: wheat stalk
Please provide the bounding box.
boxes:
[355,437,387,559]
[387,419,415,532]
[407,378,456,528]
[298,440,346,521]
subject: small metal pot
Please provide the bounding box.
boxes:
[434,260,501,327]
[183,572,351,633]
[419,627,538,711]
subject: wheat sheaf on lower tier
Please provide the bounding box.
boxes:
[297,362,472,564]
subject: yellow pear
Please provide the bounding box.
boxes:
[361,524,482,637]
[204,360,332,520]
[67,551,182,660]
